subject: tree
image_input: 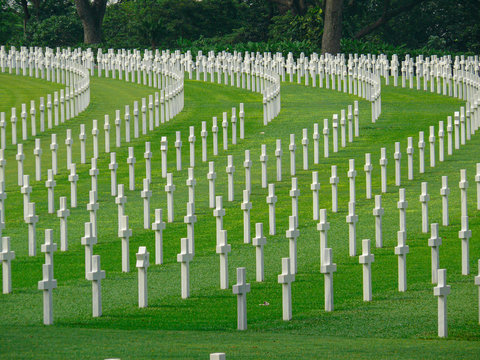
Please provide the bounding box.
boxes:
[74,0,107,44]
[321,0,343,54]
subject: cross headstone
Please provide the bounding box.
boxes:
[459,169,468,218]
[213,195,225,241]
[25,202,38,256]
[184,202,197,256]
[289,134,296,176]
[359,239,374,301]
[354,101,359,136]
[165,173,175,222]
[278,257,295,321]
[395,230,409,292]
[474,260,480,324]
[380,147,387,193]
[109,152,118,196]
[394,142,401,186]
[104,115,110,152]
[41,229,57,268]
[348,159,356,203]
[311,171,320,220]
[141,98,147,135]
[222,112,228,151]
[244,150,252,193]
[38,263,57,325]
[160,136,168,178]
[265,183,277,235]
[418,131,426,174]
[340,109,346,148]
[79,124,86,164]
[208,162,216,208]
[92,120,99,159]
[127,147,136,190]
[232,267,250,330]
[86,254,106,317]
[212,117,218,156]
[81,222,96,277]
[332,114,339,153]
[21,174,31,220]
[136,246,150,308]
[11,108,17,145]
[68,163,78,208]
[362,153,373,199]
[175,131,182,171]
[447,116,453,155]
[65,129,73,171]
[459,214,472,276]
[330,165,339,212]
[290,177,300,227]
[239,103,245,140]
[226,155,235,201]
[398,188,408,233]
[133,101,139,138]
[323,118,329,158]
[231,107,237,145]
[429,126,436,167]
[252,223,266,282]
[33,138,42,181]
[286,215,299,274]
[302,128,309,170]
[440,176,450,226]
[433,269,450,337]
[186,168,196,203]
[201,121,208,162]
[428,223,442,284]
[260,144,268,189]
[419,182,430,233]
[216,229,231,289]
[16,143,24,186]
[373,195,384,248]
[141,178,152,229]
[188,126,195,167]
[346,201,358,257]
[152,209,166,265]
[320,247,336,311]
[210,353,226,360]
[406,137,414,180]
[313,123,320,164]
[177,237,193,299]
[57,196,69,251]
[90,158,99,193]
[50,134,57,175]
[119,215,132,273]
[1,236,15,294]
[438,120,444,162]
[275,139,282,181]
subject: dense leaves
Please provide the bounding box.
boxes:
[0,0,479,54]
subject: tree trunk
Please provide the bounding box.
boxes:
[74,0,107,44]
[321,0,344,55]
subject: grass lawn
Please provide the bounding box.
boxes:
[0,69,480,359]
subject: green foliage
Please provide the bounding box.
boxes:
[0,0,22,44]
[29,15,83,47]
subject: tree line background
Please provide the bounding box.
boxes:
[1,0,479,57]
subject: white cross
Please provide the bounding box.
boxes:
[346,201,358,257]
[320,247,336,311]
[127,147,136,190]
[38,263,57,325]
[41,229,57,268]
[226,155,235,201]
[177,237,193,299]
[119,215,132,273]
[359,239,374,301]
[252,223,266,282]
[330,165,339,213]
[152,208,166,265]
[68,163,78,208]
[1,236,15,294]
[86,254,106,317]
[186,168,196,203]
[141,178,152,229]
[136,246,150,308]
[81,222,97,278]
[184,202,197,256]
[232,267,250,330]
[216,229,231,289]
[278,257,295,321]
[419,182,430,233]
[433,269,450,337]
[165,173,175,223]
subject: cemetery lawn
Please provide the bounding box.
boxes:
[1,72,480,359]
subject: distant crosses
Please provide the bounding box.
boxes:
[86,255,106,317]
[320,247,336,311]
[252,223,266,282]
[1,237,15,294]
[359,239,374,301]
[232,267,250,330]
[433,269,450,337]
[136,246,150,308]
[177,237,193,299]
[278,257,295,321]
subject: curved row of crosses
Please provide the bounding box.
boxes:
[0,47,480,343]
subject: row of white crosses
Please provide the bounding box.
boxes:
[1,47,91,146]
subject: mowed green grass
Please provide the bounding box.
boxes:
[1,69,480,359]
